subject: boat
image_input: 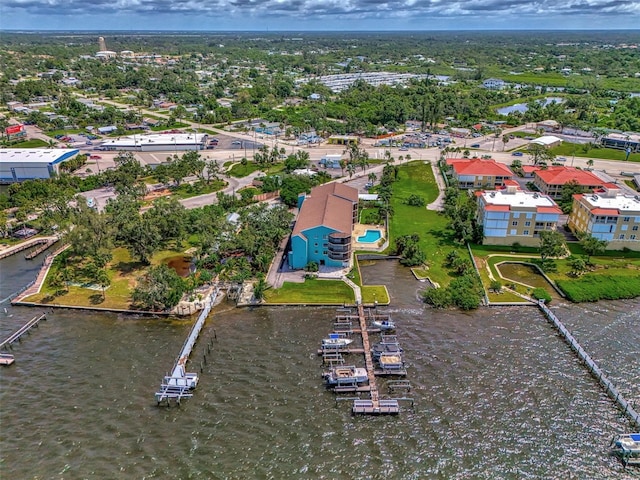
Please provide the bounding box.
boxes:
[371,342,403,359]
[323,365,368,386]
[611,433,640,467]
[376,353,405,371]
[321,333,353,349]
[0,353,15,366]
[372,319,396,331]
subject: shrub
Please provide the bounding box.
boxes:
[532,287,552,304]
[557,274,640,302]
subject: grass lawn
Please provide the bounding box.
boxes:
[389,161,466,287]
[25,246,192,310]
[362,285,390,305]
[166,180,226,200]
[549,144,640,163]
[9,139,49,148]
[264,278,355,304]
[228,162,261,177]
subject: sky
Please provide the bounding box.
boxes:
[2,0,640,31]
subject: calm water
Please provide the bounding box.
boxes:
[497,97,565,116]
[1,256,639,479]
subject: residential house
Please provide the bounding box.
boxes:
[447,158,514,189]
[476,182,562,246]
[287,183,359,269]
[532,166,603,199]
[567,184,640,251]
[483,78,505,89]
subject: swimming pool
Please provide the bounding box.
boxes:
[358,229,382,243]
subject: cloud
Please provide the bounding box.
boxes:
[2,0,640,28]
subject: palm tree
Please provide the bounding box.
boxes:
[96,269,111,300]
[346,162,356,179]
[368,172,377,184]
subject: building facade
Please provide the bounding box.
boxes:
[0,149,79,183]
[288,183,359,269]
[476,184,562,246]
[567,185,640,251]
[532,166,603,199]
[447,158,514,189]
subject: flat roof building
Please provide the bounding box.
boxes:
[477,183,562,246]
[568,185,640,251]
[531,135,563,148]
[99,133,207,152]
[0,149,80,183]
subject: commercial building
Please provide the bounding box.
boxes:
[446,158,514,189]
[600,132,640,153]
[319,154,343,168]
[531,135,563,149]
[287,183,359,269]
[476,183,562,246]
[0,149,80,183]
[567,185,640,251]
[532,166,603,199]
[99,133,207,152]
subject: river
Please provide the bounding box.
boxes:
[1,253,639,478]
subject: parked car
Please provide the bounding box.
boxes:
[556,156,567,162]
[470,143,481,148]
[231,140,242,145]
[399,147,408,151]
[89,155,102,159]
[512,151,524,157]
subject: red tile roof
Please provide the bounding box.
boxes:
[484,204,511,212]
[590,208,620,215]
[534,166,603,186]
[522,165,539,173]
[537,206,562,214]
[446,158,513,177]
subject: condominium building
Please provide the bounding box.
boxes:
[532,166,603,198]
[447,158,514,189]
[476,182,562,246]
[567,184,640,251]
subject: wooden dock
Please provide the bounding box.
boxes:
[537,301,640,429]
[155,288,218,406]
[0,313,46,350]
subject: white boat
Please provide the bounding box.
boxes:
[372,319,396,331]
[0,353,15,366]
[323,365,368,386]
[611,433,640,466]
[321,334,353,348]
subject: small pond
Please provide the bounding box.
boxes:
[496,97,564,115]
[496,262,558,294]
[165,255,195,277]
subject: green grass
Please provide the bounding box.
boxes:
[165,180,226,200]
[46,129,84,136]
[26,246,192,310]
[557,274,640,302]
[264,278,355,304]
[549,144,640,163]
[228,162,261,177]
[360,208,380,224]
[9,139,49,148]
[389,161,465,286]
[361,285,390,305]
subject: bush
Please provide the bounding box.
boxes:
[405,194,426,207]
[557,274,640,302]
[531,287,552,304]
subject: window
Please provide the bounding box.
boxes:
[323,250,328,255]
[631,235,637,240]
[633,226,639,231]
[623,217,630,222]
[511,221,518,226]
[525,221,531,227]
[523,230,530,235]
[619,234,625,240]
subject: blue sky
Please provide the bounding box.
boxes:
[3,0,640,31]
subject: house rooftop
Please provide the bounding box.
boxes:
[292,183,358,237]
[535,166,603,186]
[447,158,513,177]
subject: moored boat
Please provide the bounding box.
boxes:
[371,342,403,359]
[372,319,396,331]
[0,353,15,366]
[321,333,353,348]
[611,433,640,466]
[323,365,368,386]
[376,353,405,371]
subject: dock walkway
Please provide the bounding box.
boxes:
[537,301,640,429]
[0,313,47,350]
[155,288,219,406]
